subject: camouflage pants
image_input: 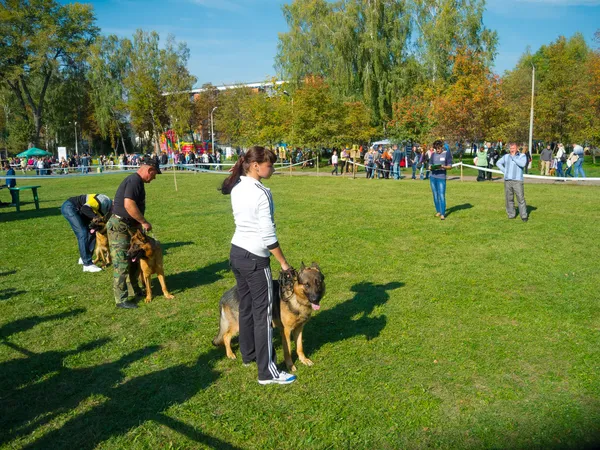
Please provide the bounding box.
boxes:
[107,216,142,304]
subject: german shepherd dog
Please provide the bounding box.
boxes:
[126,229,174,303]
[213,263,325,372]
[89,216,111,266]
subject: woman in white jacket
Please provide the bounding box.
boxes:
[220,146,296,385]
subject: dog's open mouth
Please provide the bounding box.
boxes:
[311,302,321,311]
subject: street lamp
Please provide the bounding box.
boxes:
[283,91,294,171]
[69,121,79,155]
[528,63,535,157]
[210,106,218,155]
[74,121,78,155]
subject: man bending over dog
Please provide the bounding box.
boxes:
[108,156,161,309]
[61,193,112,273]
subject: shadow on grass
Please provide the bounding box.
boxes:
[526,205,537,216]
[0,308,86,339]
[304,281,404,355]
[162,241,195,254]
[445,203,473,217]
[12,346,234,449]
[167,259,229,292]
[0,288,27,301]
[0,270,17,277]
[0,207,61,222]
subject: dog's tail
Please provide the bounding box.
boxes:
[212,306,229,347]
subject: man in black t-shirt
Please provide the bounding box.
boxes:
[107,156,161,309]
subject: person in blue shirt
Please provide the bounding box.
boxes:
[428,140,453,220]
[496,143,528,222]
[3,163,17,206]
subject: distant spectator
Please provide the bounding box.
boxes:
[474,145,488,182]
[392,144,402,180]
[497,142,528,222]
[555,143,566,177]
[3,163,17,206]
[540,144,553,176]
[340,148,348,175]
[428,140,452,220]
[572,144,585,178]
[331,150,339,176]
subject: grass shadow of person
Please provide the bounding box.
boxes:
[167,259,229,292]
[0,308,86,340]
[0,207,62,223]
[1,341,160,446]
[161,241,195,255]
[22,347,237,450]
[0,288,27,301]
[301,281,404,357]
[526,205,537,216]
[445,203,474,217]
[0,269,17,277]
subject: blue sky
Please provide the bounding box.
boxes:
[85,0,600,88]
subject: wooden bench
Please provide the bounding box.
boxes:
[8,185,41,212]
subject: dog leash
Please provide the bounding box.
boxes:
[278,267,297,302]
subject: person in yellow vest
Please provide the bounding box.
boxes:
[61,194,112,272]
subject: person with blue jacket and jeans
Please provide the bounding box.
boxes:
[497,143,528,222]
[428,140,453,220]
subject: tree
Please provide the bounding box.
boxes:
[160,35,196,141]
[277,0,411,124]
[431,48,504,143]
[123,30,166,153]
[388,88,435,144]
[290,76,343,149]
[191,83,219,144]
[501,34,591,144]
[410,0,497,85]
[0,0,98,146]
[87,35,130,154]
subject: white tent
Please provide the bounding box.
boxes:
[371,139,391,146]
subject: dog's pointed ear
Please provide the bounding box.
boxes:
[311,262,321,271]
[300,261,306,271]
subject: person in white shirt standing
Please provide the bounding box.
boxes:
[220,146,297,385]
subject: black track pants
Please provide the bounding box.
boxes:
[229,245,280,381]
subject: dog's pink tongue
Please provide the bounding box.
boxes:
[311,304,320,311]
[132,258,137,262]
[90,229,95,234]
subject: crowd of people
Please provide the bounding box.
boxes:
[5,149,225,175]
[328,141,590,181]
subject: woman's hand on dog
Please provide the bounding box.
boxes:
[142,221,152,232]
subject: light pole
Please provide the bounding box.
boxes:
[528,63,535,157]
[74,121,78,155]
[283,91,294,174]
[210,106,218,155]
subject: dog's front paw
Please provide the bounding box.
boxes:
[299,357,314,367]
[144,297,152,304]
[289,364,298,372]
[226,352,237,360]
[164,293,174,299]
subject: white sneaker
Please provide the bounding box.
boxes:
[78,257,84,265]
[83,264,102,273]
[258,371,297,385]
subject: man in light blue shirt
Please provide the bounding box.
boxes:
[496,142,528,222]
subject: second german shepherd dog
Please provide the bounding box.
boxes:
[89,216,111,266]
[213,263,325,372]
[127,229,174,303]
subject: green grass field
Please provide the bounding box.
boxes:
[1,170,599,449]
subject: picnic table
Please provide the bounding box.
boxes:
[8,185,41,212]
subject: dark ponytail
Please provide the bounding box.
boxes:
[220,146,277,195]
